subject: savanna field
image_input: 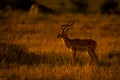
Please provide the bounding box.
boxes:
[0,11,120,80]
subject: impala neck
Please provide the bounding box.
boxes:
[61,33,71,49]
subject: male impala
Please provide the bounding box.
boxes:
[57,21,98,64]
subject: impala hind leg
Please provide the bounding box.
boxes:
[91,50,98,64]
[88,49,98,64]
[87,50,94,64]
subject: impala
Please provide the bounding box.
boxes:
[57,21,98,64]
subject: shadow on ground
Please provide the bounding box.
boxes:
[0,42,72,68]
[0,42,41,67]
[0,42,119,68]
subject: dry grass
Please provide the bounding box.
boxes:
[0,12,120,80]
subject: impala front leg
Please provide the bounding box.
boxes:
[72,50,76,64]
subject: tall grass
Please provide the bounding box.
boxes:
[0,12,120,80]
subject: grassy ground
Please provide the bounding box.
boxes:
[0,12,120,80]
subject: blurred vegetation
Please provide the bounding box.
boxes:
[0,0,120,14]
[70,0,89,13]
[100,0,120,14]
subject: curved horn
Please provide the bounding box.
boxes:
[61,20,75,30]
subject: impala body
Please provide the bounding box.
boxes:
[57,21,98,64]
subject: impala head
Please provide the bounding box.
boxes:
[57,21,74,38]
